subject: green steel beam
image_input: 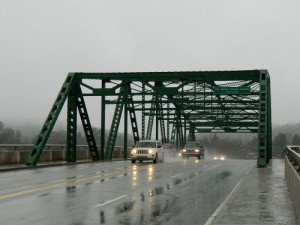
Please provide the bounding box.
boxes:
[127,83,140,144]
[257,70,272,167]
[76,70,261,81]
[100,80,106,160]
[66,85,77,162]
[27,70,271,168]
[141,83,146,140]
[105,84,126,159]
[104,100,259,104]
[76,85,100,161]
[146,95,156,140]
[26,73,76,166]
[188,124,196,141]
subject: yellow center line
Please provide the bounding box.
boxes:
[0,165,148,201]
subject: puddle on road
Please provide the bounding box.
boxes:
[173,178,182,185]
[140,193,145,202]
[84,181,94,186]
[66,186,76,193]
[154,186,164,195]
[115,201,135,214]
[95,169,199,224]
[100,210,105,224]
[215,171,232,183]
[38,192,50,197]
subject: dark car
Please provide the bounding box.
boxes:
[181,142,205,159]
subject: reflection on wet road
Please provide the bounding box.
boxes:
[0,159,255,225]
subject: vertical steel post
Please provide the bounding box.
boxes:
[142,83,145,140]
[267,76,272,162]
[124,85,128,159]
[184,119,187,143]
[155,84,159,140]
[101,80,106,160]
[257,70,269,167]
[66,86,77,162]
[167,103,170,143]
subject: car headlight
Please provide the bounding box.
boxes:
[131,149,137,154]
[149,149,153,154]
[183,149,186,152]
[220,156,225,160]
[195,149,199,152]
[214,157,218,160]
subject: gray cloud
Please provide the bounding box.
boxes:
[0,0,300,126]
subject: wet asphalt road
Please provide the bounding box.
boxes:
[0,158,255,225]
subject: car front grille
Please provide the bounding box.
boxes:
[137,150,148,154]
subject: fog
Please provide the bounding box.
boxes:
[1,0,300,128]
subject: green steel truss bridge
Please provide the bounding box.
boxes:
[26,70,271,167]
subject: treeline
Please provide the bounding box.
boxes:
[0,121,22,144]
[46,128,134,146]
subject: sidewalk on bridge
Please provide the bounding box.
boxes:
[207,159,299,225]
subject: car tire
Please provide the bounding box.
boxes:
[139,160,143,163]
[198,155,201,159]
[153,154,158,164]
[131,159,136,164]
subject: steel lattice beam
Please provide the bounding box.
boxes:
[26,70,271,167]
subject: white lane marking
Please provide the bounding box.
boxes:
[204,164,255,225]
[94,195,128,208]
[171,173,182,178]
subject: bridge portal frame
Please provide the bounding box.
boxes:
[26,70,271,167]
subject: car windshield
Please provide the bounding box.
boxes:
[185,142,200,147]
[136,142,156,148]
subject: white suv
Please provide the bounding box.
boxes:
[131,140,164,164]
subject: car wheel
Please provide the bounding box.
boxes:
[153,154,158,164]
[139,160,143,163]
[131,159,136,164]
[197,155,201,159]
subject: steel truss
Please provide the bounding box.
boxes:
[26,70,271,167]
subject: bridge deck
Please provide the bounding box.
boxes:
[208,159,298,225]
[0,159,297,224]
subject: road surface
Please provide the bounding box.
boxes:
[0,158,255,225]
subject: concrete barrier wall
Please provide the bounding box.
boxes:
[285,157,300,220]
[0,146,128,165]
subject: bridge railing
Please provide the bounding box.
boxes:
[0,144,129,165]
[284,145,300,219]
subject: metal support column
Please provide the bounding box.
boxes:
[257,70,270,167]
[101,80,106,160]
[142,83,145,140]
[66,87,77,162]
[124,86,128,160]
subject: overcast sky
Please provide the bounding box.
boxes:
[1,0,300,128]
